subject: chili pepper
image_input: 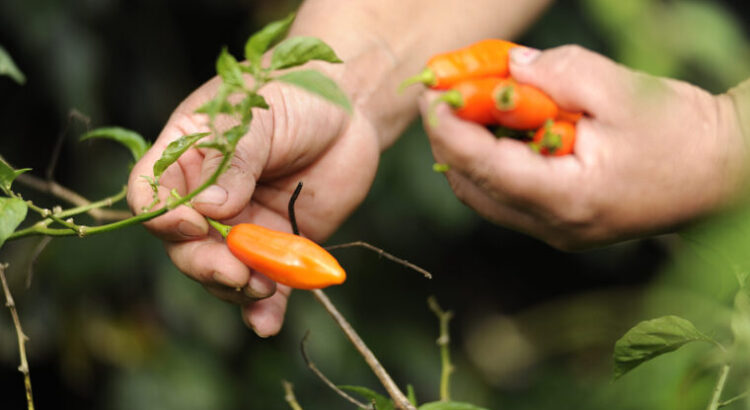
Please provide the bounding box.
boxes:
[430,77,506,125]
[530,120,576,156]
[492,79,559,130]
[557,109,583,123]
[210,220,346,290]
[400,39,518,91]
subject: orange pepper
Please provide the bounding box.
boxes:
[492,79,559,130]
[432,77,506,125]
[531,120,576,156]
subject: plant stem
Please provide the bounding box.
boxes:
[282,380,304,410]
[428,296,454,402]
[719,389,750,408]
[311,289,415,410]
[0,263,35,410]
[206,217,231,238]
[7,154,232,241]
[707,364,731,410]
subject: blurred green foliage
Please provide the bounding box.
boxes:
[1,0,750,409]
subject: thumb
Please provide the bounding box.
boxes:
[193,130,270,220]
[509,44,630,119]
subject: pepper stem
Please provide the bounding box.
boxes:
[206,217,231,238]
[428,90,464,127]
[398,68,436,93]
[494,83,517,110]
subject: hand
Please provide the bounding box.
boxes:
[127,69,380,336]
[421,45,748,250]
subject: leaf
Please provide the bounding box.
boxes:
[0,197,28,249]
[406,384,418,406]
[270,36,342,70]
[234,94,268,124]
[80,127,150,162]
[276,70,351,113]
[0,159,31,195]
[153,132,210,179]
[613,315,714,380]
[338,385,394,410]
[0,45,26,84]
[216,47,245,89]
[418,402,489,410]
[244,13,296,67]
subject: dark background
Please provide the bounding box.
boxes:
[2,0,750,409]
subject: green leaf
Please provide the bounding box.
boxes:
[80,127,150,162]
[153,132,210,179]
[216,47,245,89]
[406,384,418,406]
[0,45,26,84]
[234,94,268,124]
[276,70,351,113]
[244,13,296,67]
[613,315,714,380]
[0,197,28,249]
[270,36,342,70]
[338,385,394,410]
[418,402,489,410]
[0,159,31,195]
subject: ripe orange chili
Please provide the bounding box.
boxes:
[221,223,346,290]
[531,120,576,156]
[432,77,506,125]
[400,39,518,90]
[492,79,559,130]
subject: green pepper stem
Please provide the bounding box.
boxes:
[428,90,463,128]
[206,217,231,238]
[398,67,436,93]
[494,83,516,110]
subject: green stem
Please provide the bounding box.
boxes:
[8,154,232,241]
[708,365,731,410]
[428,296,454,402]
[719,389,750,408]
[56,186,127,219]
[206,217,231,238]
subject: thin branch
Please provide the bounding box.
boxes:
[427,296,454,402]
[288,182,303,236]
[47,109,91,181]
[14,174,131,222]
[707,364,731,410]
[311,289,416,410]
[719,388,750,408]
[0,263,35,410]
[25,237,52,289]
[300,331,371,409]
[326,241,432,279]
[282,380,304,410]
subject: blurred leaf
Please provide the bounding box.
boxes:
[613,315,714,380]
[418,402,489,410]
[216,47,244,89]
[276,70,351,113]
[153,132,210,179]
[244,13,295,67]
[0,158,31,195]
[270,36,342,70]
[80,127,150,162]
[338,385,394,410]
[235,94,268,123]
[0,197,28,249]
[224,124,248,147]
[0,45,26,84]
[407,384,418,406]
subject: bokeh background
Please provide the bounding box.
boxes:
[2,0,750,409]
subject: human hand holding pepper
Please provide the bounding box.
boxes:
[422,45,748,249]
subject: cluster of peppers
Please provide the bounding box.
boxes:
[402,39,581,156]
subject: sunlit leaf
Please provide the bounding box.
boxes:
[0,158,31,195]
[0,197,28,249]
[276,70,351,113]
[244,13,295,67]
[153,132,210,179]
[80,127,150,162]
[338,385,394,410]
[0,45,26,84]
[613,315,714,380]
[418,402,489,410]
[216,47,245,89]
[270,36,342,70]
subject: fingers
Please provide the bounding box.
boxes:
[241,285,292,337]
[508,45,631,120]
[421,91,580,209]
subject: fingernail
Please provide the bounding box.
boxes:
[245,274,276,299]
[212,271,241,288]
[194,185,227,205]
[510,47,541,65]
[178,220,207,237]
